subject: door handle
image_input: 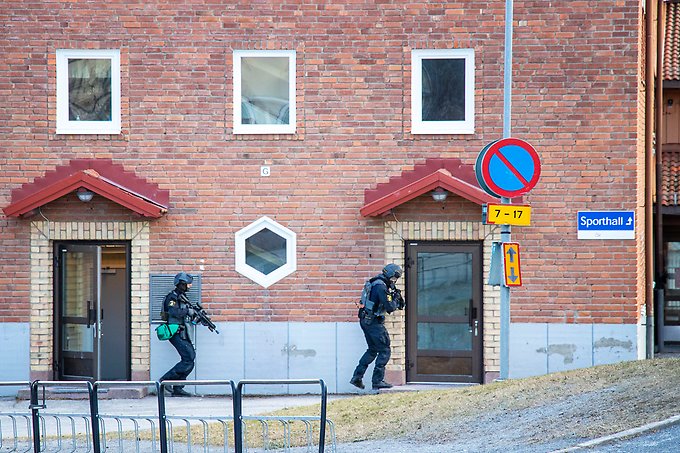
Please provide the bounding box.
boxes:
[474,320,479,337]
[468,299,473,332]
[87,300,96,328]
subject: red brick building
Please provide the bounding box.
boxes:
[0,0,665,393]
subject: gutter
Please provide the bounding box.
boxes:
[644,0,655,359]
[655,0,666,353]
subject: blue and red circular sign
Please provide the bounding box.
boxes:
[475,138,541,198]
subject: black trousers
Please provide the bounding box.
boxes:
[160,331,195,388]
[352,316,391,384]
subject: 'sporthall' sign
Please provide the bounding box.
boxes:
[577,211,635,239]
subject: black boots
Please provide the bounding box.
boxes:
[350,377,394,390]
[164,385,192,397]
[349,377,365,389]
[172,387,192,397]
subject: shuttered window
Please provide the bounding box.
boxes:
[149,274,202,323]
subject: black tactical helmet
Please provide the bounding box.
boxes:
[382,263,402,280]
[174,272,193,286]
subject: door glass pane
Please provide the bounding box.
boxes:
[63,250,96,317]
[417,323,471,350]
[417,252,472,317]
[62,324,94,352]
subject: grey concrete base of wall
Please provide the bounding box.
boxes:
[0,322,640,396]
[0,323,29,396]
[151,322,372,395]
[509,323,638,378]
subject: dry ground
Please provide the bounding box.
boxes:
[273,357,680,451]
[120,358,680,451]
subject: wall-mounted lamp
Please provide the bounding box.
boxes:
[76,187,94,202]
[431,187,448,202]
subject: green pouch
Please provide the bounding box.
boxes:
[155,323,180,341]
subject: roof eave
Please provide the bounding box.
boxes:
[3,171,168,218]
[360,169,499,217]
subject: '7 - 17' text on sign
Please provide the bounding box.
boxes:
[484,204,531,226]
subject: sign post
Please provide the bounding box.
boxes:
[474,0,544,381]
[499,0,513,382]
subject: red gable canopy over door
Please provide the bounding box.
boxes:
[360,158,499,217]
[3,159,169,218]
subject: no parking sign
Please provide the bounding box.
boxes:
[475,138,541,198]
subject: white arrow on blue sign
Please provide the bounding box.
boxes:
[577,211,635,239]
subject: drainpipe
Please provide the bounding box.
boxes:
[645,0,656,359]
[655,0,666,353]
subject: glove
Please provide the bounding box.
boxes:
[187,308,195,317]
[394,290,405,310]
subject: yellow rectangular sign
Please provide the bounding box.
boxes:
[502,242,522,287]
[485,203,532,226]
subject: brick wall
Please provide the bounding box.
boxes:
[1,0,644,331]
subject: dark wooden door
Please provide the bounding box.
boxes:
[406,242,483,383]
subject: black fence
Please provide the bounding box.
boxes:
[0,378,333,453]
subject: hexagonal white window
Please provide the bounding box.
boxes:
[235,216,296,288]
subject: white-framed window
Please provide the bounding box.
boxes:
[233,50,296,134]
[411,49,475,135]
[56,49,121,135]
[235,216,297,288]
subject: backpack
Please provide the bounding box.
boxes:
[358,277,385,315]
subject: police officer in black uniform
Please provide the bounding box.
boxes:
[159,272,196,397]
[350,263,405,390]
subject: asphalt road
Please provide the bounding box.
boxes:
[585,422,680,452]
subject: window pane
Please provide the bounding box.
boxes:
[245,228,287,275]
[240,57,290,125]
[421,58,465,122]
[68,59,112,121]
[665,242,680,325]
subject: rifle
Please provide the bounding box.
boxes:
[179,294,220,334]
[392,287,405,310]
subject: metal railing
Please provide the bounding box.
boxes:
[157,379,236,453]
[0,381,32,453]
[234,379,332,453]
[93,380,159,453]
[0,379,333,453]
